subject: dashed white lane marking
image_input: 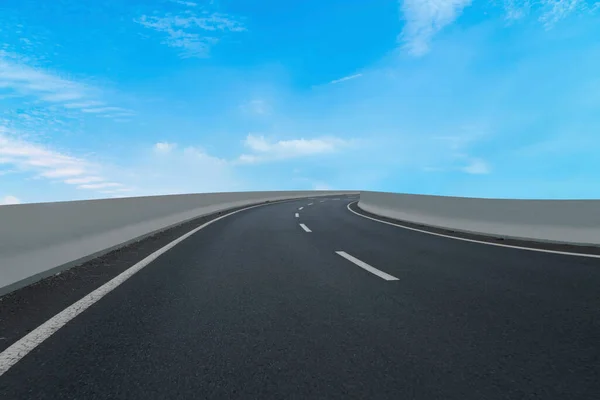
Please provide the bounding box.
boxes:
[320,200,326,203]
[333,198,340,200]
[299,223,312,233]
[0,198,298,377]
[335,251,399,281]
[298,207,304,210]
[346,201,600,259]
[308,203,314,206]
[295,213,299,218]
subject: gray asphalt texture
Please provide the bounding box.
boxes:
[0,200,286,353]
[1,195,600,399]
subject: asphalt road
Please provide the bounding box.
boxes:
[1,195,600,399]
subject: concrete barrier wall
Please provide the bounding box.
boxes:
[358,191,600,246]
[0,191,353,295]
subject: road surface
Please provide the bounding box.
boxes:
[1,195,599,399]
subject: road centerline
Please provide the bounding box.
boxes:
[299,223,312,233]
[335,251,399,281]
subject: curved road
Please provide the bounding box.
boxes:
[1,195,599,399]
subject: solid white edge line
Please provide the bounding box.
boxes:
[335,251,398,281]
[295,213,299,218]
[346,201,600,259]
[299,223,312,232]
[0,197,306,377]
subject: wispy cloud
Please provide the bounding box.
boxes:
[151,142,227,164]
[171,0,198,6]
[63,176,104,184]
[398,0,473,56]
[0,168,17,176]
[80,107,135,116]
[40,168,87,178]
[0,126,131,194]
[461,158,490,174]
[330,73,363,84]
[313,182,333,190]
[181,146,229,165]
[0,195,20,205]
[151,134,355,168]
[420,128,491,173]
[504,0,531,20]
[397,0,600,57]
[63,101,105,109]
[236,134,354,164]
[99,188,135,194]
[78,182,124,190]
[135,7,246,58]
[132,141,243,195]
[0,54,87,102]
[539,0,582,27]
[0,52,134,120]
[240,99,270,115]
[154,142,177,153]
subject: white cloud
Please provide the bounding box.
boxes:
[0,52,133,120]
[0,57,84,98]
[313,182,332,190]
[461,158,490,174]
[417,128,491,173]
[0,127,131,193]
[434,131,486,151]
[123,141,242,195]
[237,134,353,163]
[504,0,531,20]
[135,16,215,58]
[539,0,581,27]
[181,146,229,167]
[78,182,123,189]
[0,195,20,205]
[423,166,445,172]
[135,11,246,58]
[80,107,135,116]
[237,154,259,163]
[330,73,363,84]
[63,101,105,109]
[0,168,17,175]
[40,168,86,178]
[99,188,135,194]
[240,99,270,115]
[398,0,473,56]
[397,0,595,55]
[154,142,177,153]
[171,0,198,6]
[244,135,272,152]
[64,176,104,184]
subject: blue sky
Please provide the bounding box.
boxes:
[1,0,600,204]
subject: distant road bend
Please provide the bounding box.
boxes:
[1,194,599,399]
